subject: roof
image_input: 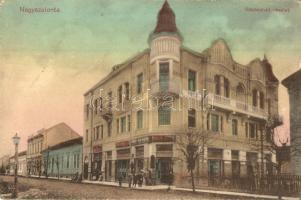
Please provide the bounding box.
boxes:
[41,137,82,152]
[282,69,301,88]
[84,49,150,95]
[154,0,178,33]
[28,122,80,142]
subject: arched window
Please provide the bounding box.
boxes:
[252,89,258,107]
[214,75,221,95]
[188,109,196,127]
[224,78,230,98]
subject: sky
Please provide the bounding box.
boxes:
[0,0,301,157]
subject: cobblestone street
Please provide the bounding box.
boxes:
[0,176,256,199]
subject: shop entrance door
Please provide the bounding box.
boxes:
[83,163,88,179]
[156,158,172,184]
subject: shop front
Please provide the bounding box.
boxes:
[92,145,102,180]
[208,148,224,185]
[115,141,131,181]
[152,136,175,184]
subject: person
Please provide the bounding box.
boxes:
[168,170,174,191]
[128,173,133,188]
[148,169,152,185]
[133,173,137,187]
[138,172,143,187]
[118,172,123,187]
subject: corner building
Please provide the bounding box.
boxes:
[83,1,281,186]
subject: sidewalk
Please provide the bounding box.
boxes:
[82,180,299,200]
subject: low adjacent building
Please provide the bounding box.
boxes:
[27,122,81,176]
[0,155,10,174]
[8,151,27,176]
[41,137,82,179]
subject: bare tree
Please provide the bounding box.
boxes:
[176,130,210,192]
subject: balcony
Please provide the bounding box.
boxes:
[99,106,113,122]
[207,93,268,119]
[149,80,180,98]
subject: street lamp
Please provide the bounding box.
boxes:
[12,133,20,198]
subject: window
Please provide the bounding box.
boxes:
[232,119,238,136]
[211,114,219,132]
[224,78,230,98]
[121,116,126,133]
[108,92,112,109]
[260,92,264,109]
[214,75,221,95]
[159,62,169,91]
[108,121,112,137]
[188,109,196,127]
[85,104,89,119]
[73,154,76,168]
[207,113,210,130]
[188,70,196,91]
[118,85,122,104]
[99,97,103,111]
[116,119,119,134]
[125,82,130,100]
[95,126,99,140]
[137,73,143,94]
[77,154,80,168]
[252,89,258,107]
[245,122,248,138]
[94,99,98,114]
[137,110,143,129]
[85,130,89,143]
[127,115,131,132]
[267,99,271,114]
[158,106,171,125]
[220,116,223,132]
[249,123,256,139]
[67,153,70,168]
[100,125,104,139]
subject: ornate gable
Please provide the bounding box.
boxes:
[209,39,234,67]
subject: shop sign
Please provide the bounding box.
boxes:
[116,141,130,148]
[93,145,102,153]
[131,136,149,146]
[150,135,175,143]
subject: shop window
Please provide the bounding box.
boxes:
[232,119,238,136]
[188,108,196,127]
[159,62,169,92]
[188,70,196,91]
[158,106,171,125]
[137,73,143,94]
[137,110,143,129]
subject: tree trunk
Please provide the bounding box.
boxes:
[190,170,195,192]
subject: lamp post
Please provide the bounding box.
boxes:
[12,133,20,198]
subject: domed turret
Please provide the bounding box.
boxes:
[149,0,182,64]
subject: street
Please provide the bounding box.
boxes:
[0,176,255,199]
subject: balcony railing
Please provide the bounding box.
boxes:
[149,80,180,98]
[207,93,268,119]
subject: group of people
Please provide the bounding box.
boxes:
[118,169,156,188]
